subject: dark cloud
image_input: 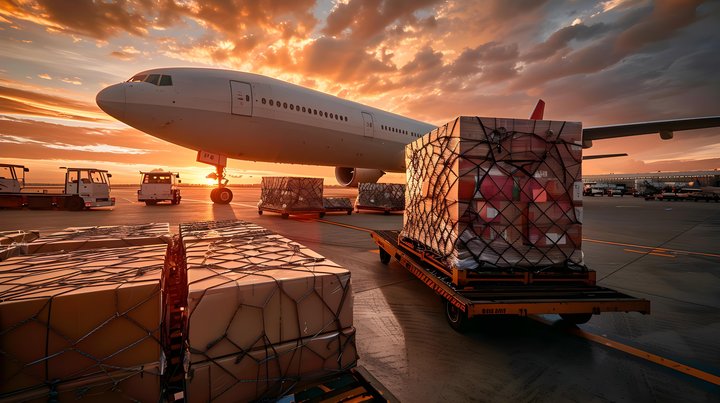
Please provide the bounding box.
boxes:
[293,37,396,82]
[522,23,610,62]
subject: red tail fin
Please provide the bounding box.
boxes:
[530,99,545,120]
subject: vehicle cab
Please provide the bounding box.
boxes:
[138,170,181,205]
[63,167,115,208]
[0,164,28,193]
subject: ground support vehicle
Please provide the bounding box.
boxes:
[138,170,182,205]
[258,206,325,219]
[370,230,651,331]
[0,165,114,210]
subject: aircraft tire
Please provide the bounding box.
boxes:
[210,188,220,203]
[216,187,233,204]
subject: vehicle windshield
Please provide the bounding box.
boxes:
[0,166,14,179]
[90,170,106,183]
[144,174,171,184]
[127,73,173,86]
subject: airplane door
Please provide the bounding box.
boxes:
[362,112,374,138]
[230,81,253,116]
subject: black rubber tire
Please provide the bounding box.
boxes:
[210,188,220,203]
[281,213,289,219]
[379,248,391,264]
[216,188,233,204]
[445,299,469,332]
[347,211,352,215]
[145,200,158,206]
[66,196,85,211]
[560,313,593,324]
[258,210,263,215]
[383,210,390,215]
[319,212,325,218]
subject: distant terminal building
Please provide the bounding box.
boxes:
[583,170,720,189]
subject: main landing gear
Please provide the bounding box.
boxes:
[207,165,233,204]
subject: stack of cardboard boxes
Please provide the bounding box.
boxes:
[403,116,584,271]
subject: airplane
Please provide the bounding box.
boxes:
[96,67,720,204]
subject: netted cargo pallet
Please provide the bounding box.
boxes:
[355,183,405,214]
[180,221,356,402]
[403,116,584,274]
[23,223,171,255]
[258,176,325,218]
[0,245,166,399]
[179,219,272,243]
[323,197,353,214]
[0,230,39,261]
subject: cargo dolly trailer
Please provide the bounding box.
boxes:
[258,206,326,219]
[371,230,650,331]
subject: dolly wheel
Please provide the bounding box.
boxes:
[281,213,289,219]
[258,210,263,215]
[560,313,593,324]
[347,210,352,215]
[145,200,158,206]
[379,248,391,264]
[319,212,325,218]
[445,300,469,332]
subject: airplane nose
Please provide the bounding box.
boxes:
[96,84,125,120]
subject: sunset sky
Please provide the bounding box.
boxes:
[0,0,719,184]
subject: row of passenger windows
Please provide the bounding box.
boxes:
[260,98,349,121]
[381,125,421,137]
[127,74,173,86]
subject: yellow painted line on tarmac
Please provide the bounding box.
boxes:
[584,238,720,259]
[623,248,676,258]
[545,319,720,386]
[369,249,379,254]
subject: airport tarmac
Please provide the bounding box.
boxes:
[1,187,718,401]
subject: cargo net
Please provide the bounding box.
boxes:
[0,230,39,261]
[35,223,170,241]
[355,183,405,210]
[179,219,273,242]
[403,116,585,272]
[258,176,324,211]
[181,223,355,401]
[0,245,166,399]
[322,197,353,210]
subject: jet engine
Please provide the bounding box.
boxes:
[335,167,385,187]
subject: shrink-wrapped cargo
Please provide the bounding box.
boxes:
[0,245,165,396]
[258,176,324,212]
[180,219,272,243]
[0,230,39,261]
[23,223,170,255]
[402,116,584,271]
[355,183,405,212]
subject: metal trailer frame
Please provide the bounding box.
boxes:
[284,366,399,403]
[258,206,326,219]
[323,205,354,215]
[354,204,404,215]
[370,230,651,331]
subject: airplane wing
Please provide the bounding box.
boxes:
[582,116,720,147]
[582,153,628,160]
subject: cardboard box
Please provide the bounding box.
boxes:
[186,328,357,403]
[258,177,324,211]
[180,219,272,243]
[403,116,583,270]
[0,245,165,395]
[24,223,170,255]
[185,233,353,363]
[0,230,40,246]
[1,363,162,403]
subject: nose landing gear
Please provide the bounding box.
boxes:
[207,165,233,204]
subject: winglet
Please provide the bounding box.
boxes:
[530,99,545,120]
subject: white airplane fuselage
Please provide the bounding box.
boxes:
[96,67,436,173]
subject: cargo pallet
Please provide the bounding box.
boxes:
[258,206,325,218]
[283,366,399,403]
[370,230,651,331]
[354,204,404,215]
[323,206,353,215]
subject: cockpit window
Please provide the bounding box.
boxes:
[145,74,161,85]
[159,75,173,86]
[128,74,147,82]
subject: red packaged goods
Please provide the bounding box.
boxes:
[258,176,324,211]
[403,116,584,271]
[0,245,165,397]
[355,183,405,211]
